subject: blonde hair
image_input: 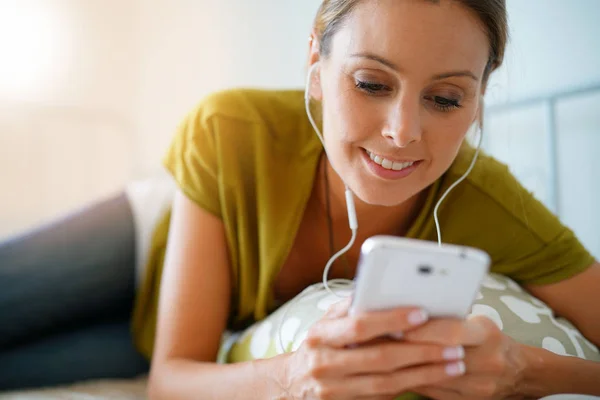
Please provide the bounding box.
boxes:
[313,0,508,84]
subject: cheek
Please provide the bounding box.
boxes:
[322,74,379,142]
[425,119,473,169]
[324,93,381,148]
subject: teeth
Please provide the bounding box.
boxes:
[381,159,393,169]
[368,150,415,171]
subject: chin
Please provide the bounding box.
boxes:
[350,182,416,207]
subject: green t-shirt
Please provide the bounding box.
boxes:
[132,88,594,360]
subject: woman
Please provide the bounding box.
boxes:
[1,0,599,398]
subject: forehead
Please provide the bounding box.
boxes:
[330,0,490,78]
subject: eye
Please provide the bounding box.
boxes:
[425,95,462,112]
[355,79,391,95]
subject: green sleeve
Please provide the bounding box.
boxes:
[162,100,222,218]
[492,226,595,285]
[434,149,595,285]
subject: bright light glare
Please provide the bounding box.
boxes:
[0,1,63,100]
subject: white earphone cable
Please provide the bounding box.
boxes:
[277,62,483,353]
[433,126,484,246]
[276,64,357,354]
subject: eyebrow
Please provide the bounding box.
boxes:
[349,52,479,82]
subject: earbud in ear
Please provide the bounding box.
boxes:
[305,61,322,102]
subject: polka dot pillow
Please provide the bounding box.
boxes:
[219,273,600,364]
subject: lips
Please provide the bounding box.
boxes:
[365,149,418,171]
[361,148,423,180]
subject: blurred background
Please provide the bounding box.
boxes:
[0,0,598,259]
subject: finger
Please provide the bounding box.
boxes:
[323,361,465,398]
[323,296,353,319]
[307,307,429,348]
[404,317,490,347]
[319,342,466,376]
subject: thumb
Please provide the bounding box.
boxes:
[323,296,353,319]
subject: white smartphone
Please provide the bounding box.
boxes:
[350,236,491,318]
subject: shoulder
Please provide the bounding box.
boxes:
[189,88,305,126]
[440,144,595,283]
[443,144,563,245]
[179,88,314,153]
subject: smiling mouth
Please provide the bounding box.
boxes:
[365,149,420,171]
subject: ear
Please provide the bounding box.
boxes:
[470,97,483,126]
[307,33,323,101]
[477,75,491,123]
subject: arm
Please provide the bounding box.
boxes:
[410,264,600,400]
[518,262,600,397]
[408,316,600,400]
[149,194,460,399]
[148,190,287,400]
[525,262,600,347]
[519,343,600,397]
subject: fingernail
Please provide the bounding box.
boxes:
[408,309,429,326]
[446,361,466,376]
[443,346,465,361]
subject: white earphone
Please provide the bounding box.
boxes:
[304,60,484,247]
[276,60,485,354]
[305,61,358,294]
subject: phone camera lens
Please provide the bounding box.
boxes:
[418,265,433,275]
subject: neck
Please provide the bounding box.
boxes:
[317,153,426,237]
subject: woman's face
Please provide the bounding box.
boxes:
[314,0,490,206]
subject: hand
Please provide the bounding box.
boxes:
[280,298,468,400]
[406,315,529,400]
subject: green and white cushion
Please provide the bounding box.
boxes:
[222,273,599,363]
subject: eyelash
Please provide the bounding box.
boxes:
[427,95,462,112]
[355,80,462,112]
[355,80,390,94]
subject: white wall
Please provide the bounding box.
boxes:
[0,0,140,115]
[484,0,600,258]
[0,0,140,238]
[486,0,600,105]
[556,93,600,257]
[133,0,322,174]
[0,0,324,238]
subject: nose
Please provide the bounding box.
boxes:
[381,94,422,148]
